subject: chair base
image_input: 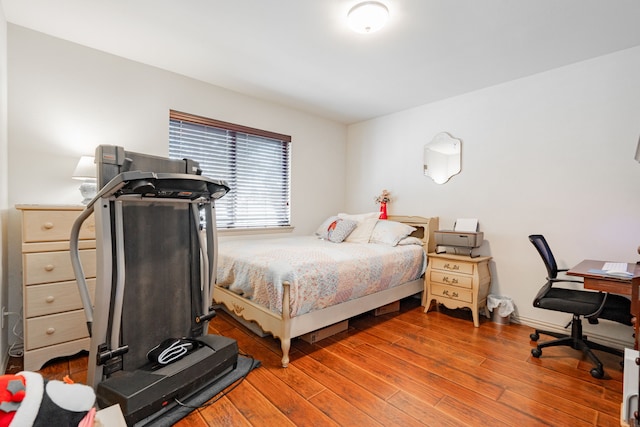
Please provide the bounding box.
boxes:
[530,315,623,379]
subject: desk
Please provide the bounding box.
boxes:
[567,259,640,350]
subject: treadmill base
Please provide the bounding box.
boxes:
[96,334,238,425]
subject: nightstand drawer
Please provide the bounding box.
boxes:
[430,258,475,275]
[429,271,473,289]
[25,279,96,317]
[24,249,96,285]
[431,283,473,303]
[22,209,95,243]
[25,310,89,350]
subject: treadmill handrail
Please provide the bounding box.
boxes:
[83,170,228,207]
[97,171,229,201]
[70,204,96,335]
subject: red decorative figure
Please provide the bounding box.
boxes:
[375,189,391,219]
[379,202,387,220]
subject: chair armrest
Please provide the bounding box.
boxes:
[553,268,583,283]
[550,278,583,285]
[551,276,608,318]
[586,292,608,319]
[533,280,553,306]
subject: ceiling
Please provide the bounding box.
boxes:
[3,0,640,124]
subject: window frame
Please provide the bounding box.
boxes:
[169,110,292,230]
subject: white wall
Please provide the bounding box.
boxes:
[6,23,640,354]
[0,8,8,372]
[7,25,347,220]
[347,46,640,346]
[5,25,347,348]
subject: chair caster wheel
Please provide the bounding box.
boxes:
[530,332,539,341]
[590,368,604,379]
[531,348,542,358]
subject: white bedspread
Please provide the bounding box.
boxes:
[216,236,426,317]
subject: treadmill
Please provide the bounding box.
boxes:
[70,145,237,425]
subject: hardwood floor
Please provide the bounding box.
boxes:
[23,297,629,426]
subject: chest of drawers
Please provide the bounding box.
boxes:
[16,205,96,370]
[423,253,492,327]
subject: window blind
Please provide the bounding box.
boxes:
[169,111,291,229]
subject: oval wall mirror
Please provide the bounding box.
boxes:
[423,132,462,184]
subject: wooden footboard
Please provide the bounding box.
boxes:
[213,278,423,367]
[213,215,438,367]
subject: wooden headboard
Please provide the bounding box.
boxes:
[388,215,439,254]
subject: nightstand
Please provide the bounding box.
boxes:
[423,252,492,327]
[16,205,96,370]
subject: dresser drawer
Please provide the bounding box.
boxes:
[431,283,473,303]
[429,271,473,289]
[430,258,475,275]
[26,278,96,317]
[25,310,89,350]
[22,209,94,243]
[24,249,96,285]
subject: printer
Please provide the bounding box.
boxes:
[434,218,484,257]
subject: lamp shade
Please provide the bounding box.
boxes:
[347,1,389,33]
[635,136,640,162]
[72,156,96,180]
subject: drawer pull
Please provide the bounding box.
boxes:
[43,222,54,229]
[46,327,55,335]
[44,264,55,272]
[443,263,460,271]
[442,276,459,284]
[45,296,55,303]
[441,289,460,298]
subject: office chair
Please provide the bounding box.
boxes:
[528,234,632,378]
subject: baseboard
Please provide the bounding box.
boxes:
[514,315,634,350]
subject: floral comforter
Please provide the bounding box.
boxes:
[216,236,426,317]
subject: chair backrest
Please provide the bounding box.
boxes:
[528,234,559,279]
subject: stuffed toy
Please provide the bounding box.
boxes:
[0,371,95,426]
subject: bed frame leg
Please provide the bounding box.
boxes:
[281,338,290,368]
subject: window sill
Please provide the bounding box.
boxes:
[218,226,295,236]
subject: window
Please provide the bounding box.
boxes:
[169,110,291,229]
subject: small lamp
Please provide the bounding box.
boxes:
[347,1,389,33]
[72,156,97,205]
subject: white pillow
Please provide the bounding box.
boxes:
[338,212,379,243]
[371,220,417,246]
[397,236,424,246]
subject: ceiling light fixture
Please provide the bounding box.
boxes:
[347,1,389,34]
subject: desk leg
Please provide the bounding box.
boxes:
[632,280,639,350]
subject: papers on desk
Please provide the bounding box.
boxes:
[603,262,628,272]
[587,262,633,278]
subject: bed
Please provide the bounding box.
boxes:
[213,214,439,367]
